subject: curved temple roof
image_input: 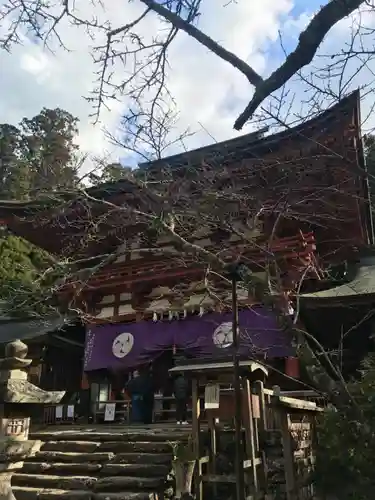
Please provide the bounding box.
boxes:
[300,255,375,302]
[0,90,371,260]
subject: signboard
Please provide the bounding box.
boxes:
[251,394,260,419]
[67,405,75,419]
[204,384,220,409]
[55,406,63,419]
[3,418,30,440]
[104,403,116,421]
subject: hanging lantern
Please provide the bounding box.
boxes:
[285,356,300,379]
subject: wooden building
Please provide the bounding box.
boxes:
[0,91,371,400]
[0,314,84,397]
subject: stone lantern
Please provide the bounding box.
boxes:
[0,339,64,500]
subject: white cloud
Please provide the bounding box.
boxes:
[3,0,372,170]
[0,0,296,167]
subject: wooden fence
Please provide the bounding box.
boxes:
[194,383,323,500]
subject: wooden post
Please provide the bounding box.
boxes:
[279,409,297,500]
[253,380,267,432]
[192,377,202,500]
[253,380,268,495]
[243,378,258,494]
[208,415,217,496]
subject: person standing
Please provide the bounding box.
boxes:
[174,373,189,425]
[126,371,143,424]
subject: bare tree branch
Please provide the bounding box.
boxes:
[234,0,365,129]
[139,0,263,86]
[1,0,366,132]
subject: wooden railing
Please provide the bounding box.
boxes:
[193,383,324,500]
[42,395,194,425]
[43,404,75,425]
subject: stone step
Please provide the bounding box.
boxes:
[21,462,169,478]
[31,451,114,463]
[93,476,164,492]
[39,440,171,455]
[99,441,171,454]
[41,441,101,453]
[22,462,103,475]
[11,486,92,500]
[12,486,154,500]
[12,473,97,490]
[94,494,155,500]
[110,453,172,465]
[101,463,169,477]
[13,474,166,492]
[30,430,189,443]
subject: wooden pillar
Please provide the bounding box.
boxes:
[243,378,258,494]
[208,414,217,496]
[192,377,202,500]
[253,380,267,432]
[253,379,268,495]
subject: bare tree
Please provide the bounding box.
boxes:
[1,90,368,413]
[0,0,367,133]
[106,96,194,162]
[1,0,373,414]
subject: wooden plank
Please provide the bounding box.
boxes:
[277,397,323,412]
[253,381,267,432]
[243,458,262,469]
[279,410,297,500]
[289,423,311,431]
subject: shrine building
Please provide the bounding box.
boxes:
[0,90,372,412]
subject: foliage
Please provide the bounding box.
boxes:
[0,108,83,317]
[0,107,131,318]
[0,234,62,317]
[0,124,30,200]
[20,107,80,193]
[89,162,134,185]
[0,108,80,200]
[315,352,375,500]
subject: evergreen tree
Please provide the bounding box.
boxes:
[20,107,79,193]
[0,107,81,317]
[89,162,134,185]
[0,124,30,200]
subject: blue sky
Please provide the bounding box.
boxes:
[0,0,371,169]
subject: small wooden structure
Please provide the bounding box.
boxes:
[170,359,268,500]
[170,359,323,500]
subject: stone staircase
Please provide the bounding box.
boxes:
[12,425,190,500]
